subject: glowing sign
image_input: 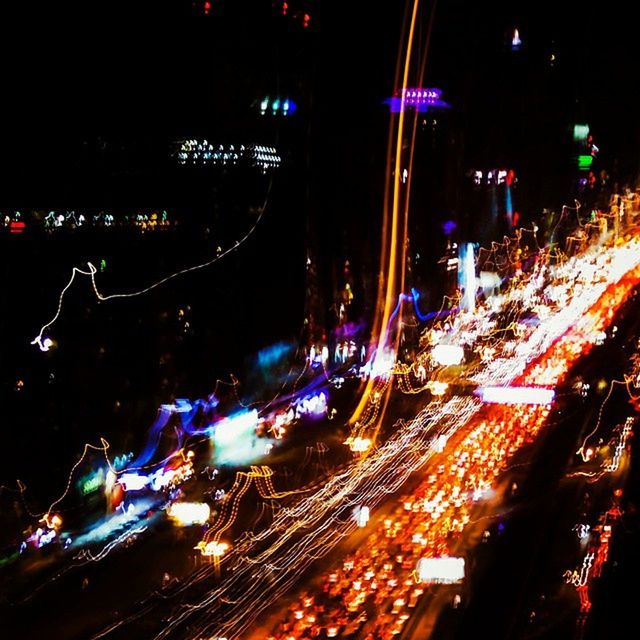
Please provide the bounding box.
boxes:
[78,468,105,496]
[167,502,211,526]
[478,386,555,405]
[573,124,590,142]
[386,88,450,112]
[578,155,593,170]
[432,344,464,367]
[417,557,465,584]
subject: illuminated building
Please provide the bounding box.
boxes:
[173,140,282,172]
[385,87,451,113]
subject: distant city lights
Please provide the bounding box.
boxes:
[175,140,281,172]
[578,154,594,170]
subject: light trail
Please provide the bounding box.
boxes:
[86,234,640,640]
[32,187,271,350]
[260,237,640,639]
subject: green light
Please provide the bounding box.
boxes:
[78,468,105,496]
[573,124,589,142]
[578,154,593,170]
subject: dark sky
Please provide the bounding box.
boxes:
[0,1,638,201]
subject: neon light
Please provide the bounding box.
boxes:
[78,468,105,496]
[196,540,229,557]
[385,87,450,112]
[478,386,555,405]
[578,155,593,170]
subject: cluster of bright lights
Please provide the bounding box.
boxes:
[307,344,329,366]
[267,401,549,639]
[293,391,328,418]
[176,140,281,172]
[361,349,396,379]
[265,242,640,636]
[259,97,297,116]
[148,396,480,639]
[195,540,229,558]
[20,186,640,638]
[426,380,449,396]
[2,212,26,233]
[386,88,450,112]
[2,209,173,233]
[87,236,637,637]
[167,502,211,526]
[605,417,634,473]
[471,169,515,186]
[22,513,63,551]
[345,436,372,453]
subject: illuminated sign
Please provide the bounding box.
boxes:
[573,124,590,143]
[417,557,465,584]
[386,88,450,113]
[578,155,593,170]
[78,468,105,496]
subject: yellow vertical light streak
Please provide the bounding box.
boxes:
[350,0,422,428]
